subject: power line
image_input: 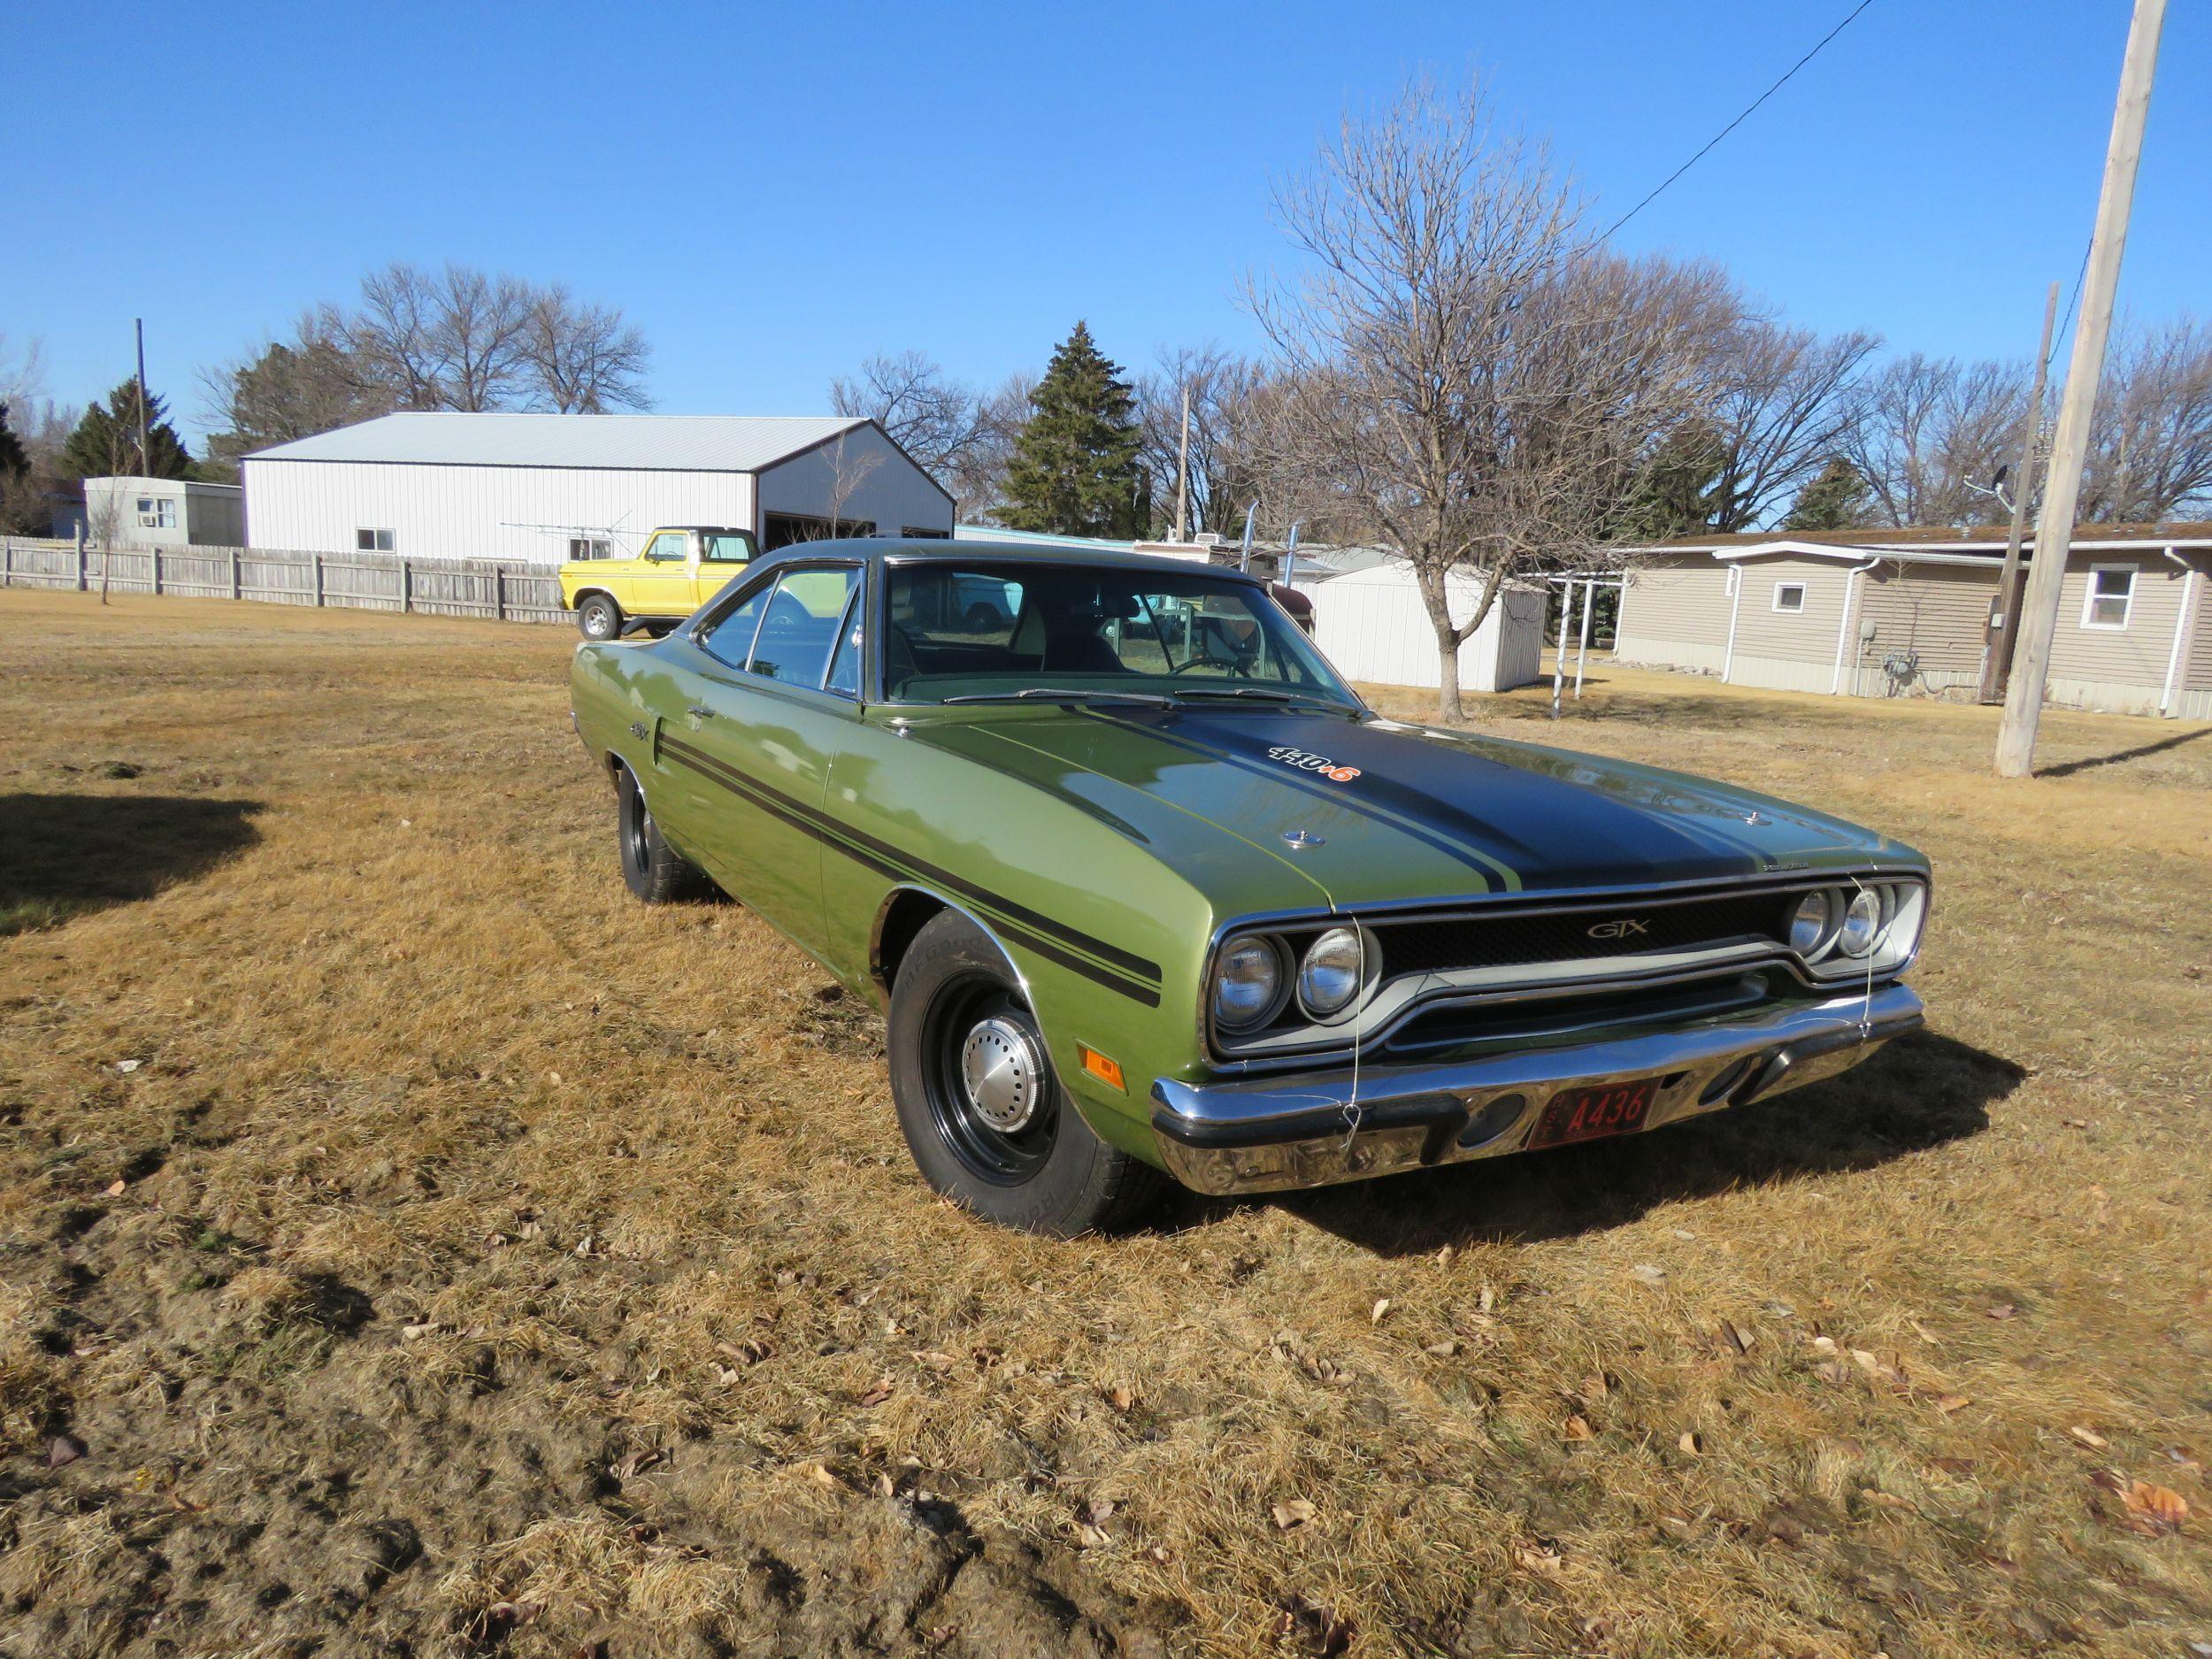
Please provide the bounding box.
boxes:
[1600,0,1878,240]
[2049,239,2093,372]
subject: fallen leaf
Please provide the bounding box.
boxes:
[1578,1372,1609,1402]
[1810,1335,1839,1355]
[912,1349,957,1370]
[804,1463,837,1488]
[1934,1394,1972,1415]
[1478,1283,1495,1315]
[1424,1339,1460,1357]
[1105,1384,1134,1412]
[2070,1425,2109,1450]
[112,1059,142,1074]
[1678,1431,1703,1455]
[1075,1524,1110,1548]
[1271,1498,1318,1530]
[1149,1543,1174,1564]
[1513,1545,1566,1578]
[611,1448,660,1480]
[1435,1243,1455,1267]
[2119,1480,2187,1533]
[1371,1297,1393,1325]
[1631,1263,1666,1286]
[1909,1319,1940,1345]
[1860,1486,1911,1510]
[46,1435,86,1469]
[872,1472,895,1497]
[1722,1321,1755,1355]
[858,1383,894,1409]
[1087,1497,1116,1525]
[1563,1414,1594,1441]
[1985,1302,2018,1321]
[104,1179,127,1197]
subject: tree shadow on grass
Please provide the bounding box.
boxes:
[0,793,263,936]
[1241,1030,2021,1257]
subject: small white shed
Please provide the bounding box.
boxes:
[1310,561,1545,693]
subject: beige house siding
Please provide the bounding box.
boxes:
[1847,562,1993,695]
[1722,557,1857,693]
[2185,565,2212,695]
[2044,557,2189,715]
[1615,558,1733,673]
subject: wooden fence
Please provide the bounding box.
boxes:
[0,537,571,626]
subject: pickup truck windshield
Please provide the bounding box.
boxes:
[885,565,1358,707]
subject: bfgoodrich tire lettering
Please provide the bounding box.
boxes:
[888,910,1162,1236]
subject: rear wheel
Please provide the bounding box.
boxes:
[578,594,622,641]
[888,910,1162,1236]
[615,763,705,902]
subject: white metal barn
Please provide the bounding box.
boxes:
[241,412,954,565]
[1310,561,1546,693]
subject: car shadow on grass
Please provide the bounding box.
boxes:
[0,793,263,936]
[1233,1030,2022,1257]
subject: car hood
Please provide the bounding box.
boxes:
[915,705,1921,910]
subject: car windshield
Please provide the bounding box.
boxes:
[885,563,1358,708]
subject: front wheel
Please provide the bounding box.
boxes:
[887,911,1162,1236]
[577,594,622,641]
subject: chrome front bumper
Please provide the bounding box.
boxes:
[1149,983,1924,1195]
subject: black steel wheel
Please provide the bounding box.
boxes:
[615,762,706,902]
[887,910,1164,1235]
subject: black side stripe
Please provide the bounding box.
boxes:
[659,735,1162,1006]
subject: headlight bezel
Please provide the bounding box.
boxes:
[1788,878,1928,979]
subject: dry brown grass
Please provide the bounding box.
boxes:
[1,589,2208,1659]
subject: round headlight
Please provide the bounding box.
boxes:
[1297,926,1370,1018]
[1212,933,1285,1030]
[1787,889,1837,956]
[1838,888,1883,957]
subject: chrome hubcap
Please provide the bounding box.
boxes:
[959,1016,1042,1133]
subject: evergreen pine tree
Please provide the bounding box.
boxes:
[0,403,27,482]
[1781,456,1870,532]
[1618,421,1729,540]
[997,323,1146,537]
[61,380,196,480]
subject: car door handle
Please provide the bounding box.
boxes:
[686,705,716,720]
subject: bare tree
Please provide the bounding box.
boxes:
[198,311,398,474]
[338,263,447,409]
[2080,314,2212,521]
[1246,78,1738,719]
[1136,345,1270,539]
[520,284,653,412]
[1706,321,1880,530]
[830,351,982,480]
[1843,354,2030,527]
[429,265,534,411]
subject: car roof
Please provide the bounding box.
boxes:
[755,537,1269,584]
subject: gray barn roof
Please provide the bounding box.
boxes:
[244,412,872,473]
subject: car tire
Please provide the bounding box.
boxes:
[887,910,1163,1236]
[578,594,622,641]
[614,762,706,902]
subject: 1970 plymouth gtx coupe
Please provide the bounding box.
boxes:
[570,541,1929,1235]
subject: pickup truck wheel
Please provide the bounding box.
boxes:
[888,911,1162,1236]
[577,594,622,641]
[615,763,705,902]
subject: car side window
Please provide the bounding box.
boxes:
[825,584,865,697]
[750,567,860,687]
[696,581,772,669]
[642,533,687,563]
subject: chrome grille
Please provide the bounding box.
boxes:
[1368,891,1793,978]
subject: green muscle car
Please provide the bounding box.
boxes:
[570,540,1929,1235]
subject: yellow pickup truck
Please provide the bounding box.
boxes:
[559,526,758,640]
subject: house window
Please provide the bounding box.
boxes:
[567,536,611,560]
[356,528,396,553]
[1771,580,1807,614]
[137,496,176,529]
[2080,564,2135,630]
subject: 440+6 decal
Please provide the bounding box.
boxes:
[1265,745,1361,784]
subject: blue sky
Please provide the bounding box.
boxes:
[6,1,2206,445]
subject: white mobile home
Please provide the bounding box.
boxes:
[242,412,954,565]
[81,475,244,549]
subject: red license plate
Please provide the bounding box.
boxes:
[1528,1078,1658,1149]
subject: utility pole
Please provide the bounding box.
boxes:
[1172,385,1191,542]
[1977,281,2059,704]
[1995,0,2165,778]
[133,319,150,475]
